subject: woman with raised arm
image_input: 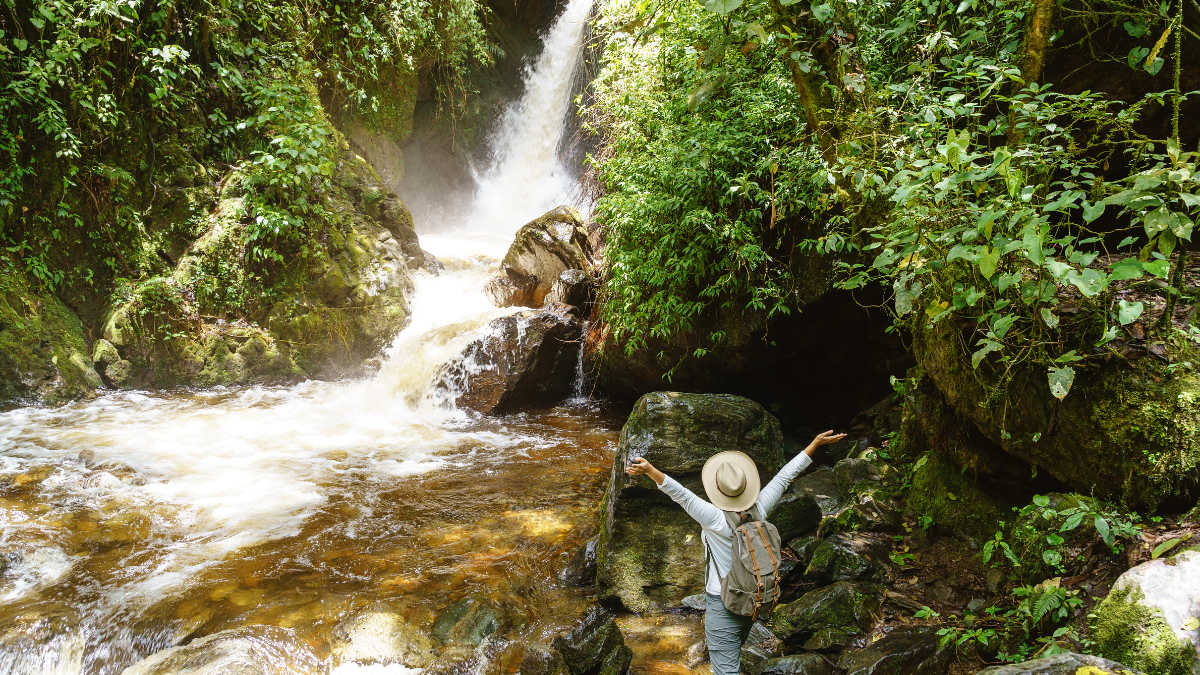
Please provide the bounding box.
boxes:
[625,430,845,675]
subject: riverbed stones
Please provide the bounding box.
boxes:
[804,533,891,583]
[595,392,785,613]
[0,606,85,675]
[976,652,1144,675]
[770,581,882,648]
[1089,549,1200,675]
[433,303,581,414]
[431,597,503,647]
[329,610,434,668]
[561,536,599,586]
[550,607,631,675]
[119,625,322,675]
[520,643,571,675]
[484,206,592,308]
[836,626,951,675]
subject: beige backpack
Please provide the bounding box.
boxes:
[706,506,783,620]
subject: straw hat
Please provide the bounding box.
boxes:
[701,451,761,512]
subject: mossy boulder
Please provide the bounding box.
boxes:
[977,652,1144,675]
[550,607,631,675]
[0,271,103,404]
[1090,550,1200,675]
[904,450,1021,545]
[770,581,882,648]
[914,321,1200,511]
[595,392,785,613]
[836,626,952,675]
[804,533,891,583]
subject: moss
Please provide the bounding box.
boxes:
[905,450,1018,545]
[1090,587,1193,675]
[0,271,102,404]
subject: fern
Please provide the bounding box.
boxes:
[1031,589,1061,624]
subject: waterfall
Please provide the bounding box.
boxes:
[466,0,593,238]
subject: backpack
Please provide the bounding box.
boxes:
[706,506,784,621]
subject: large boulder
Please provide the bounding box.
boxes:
[836,626,952,675]
[432,303,581,414]
[977,652,1144,675]
[484,206,592,308]
[595,392,786,613]
[913,320,1200,511]
[770,581,882,649]
[1090,549,1200,675]
[0,272,103,405]
[804,533,891,583]
[550,607,631,675]
[119,625,322,675]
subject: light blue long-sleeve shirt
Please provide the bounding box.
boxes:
[658,451,813,595]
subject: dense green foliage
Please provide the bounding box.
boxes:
[0,0,487,305]
[587,0,1199,396]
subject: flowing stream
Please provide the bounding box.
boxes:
[0,1,666,673]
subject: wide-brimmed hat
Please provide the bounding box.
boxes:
[702,451,761,512]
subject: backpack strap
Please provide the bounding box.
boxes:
[740,525,766,621]
[752,520,782,613]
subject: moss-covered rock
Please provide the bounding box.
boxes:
[770,581,882,648]
[914,321,1200,511]
[1090,550,1200,675]
[904,450,1021,545]
[0,271,103,404]
[595,392,785,613]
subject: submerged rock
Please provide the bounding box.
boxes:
[329,610,434,668]
[550,607,631,675]
[520,643,571,675]
[1090,549,1200,675]
[595,392,785,613]
[433,303,581,414]
[483,206,592,308]
[119,625,322,675]
[0,606,85,675]
[770,581,882,648]
[977,652,1144,674]
[431,597,503,648]
[836,626,951,675]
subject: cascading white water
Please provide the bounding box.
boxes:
[0,2,600,674]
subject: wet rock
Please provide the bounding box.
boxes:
[986,568,1007,595]
[757,654,836,675]
[791,466,843,516]
[1089,549,1200,675]
[836,626,952,675]
[550,607,629,675]
[544,269,592,309]
[832,458,882,494]
[434,304,581,414]
[771,581,882,647]
[787,536,823,570]
[596,392,785,613]
[741,621,782,674]
[804,533,891,583]
[0,606,85,675]
[420,248,445,276]
[520,643,571,675]
[329,610,434,668]
[927,580,956,605]
[803,626,862,652]
[685,640,709,669]
[431,598,503,647]
[120,625,322,675]
[681,594,707,611]
[770,491,823,541]
[560,536,599,586]
[484,206,592,308]
[0,271,103,405]
[976,652,1143,675]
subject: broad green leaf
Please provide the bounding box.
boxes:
[894,280,922,316]
[1145,258,1172,278]
[1097,325,1119,346]
[1061,512,1085,531]
[978,247,1000,279]
[1159,229,1177,256]
[1033,494,1050,507]
[1048,366,1075,400]
[744,22,767,41]
[1167,136,1180,162]
[1043,550,1062,566]
[1044,259,1070,280]
[1110,258,1144,281]
[1082,201,1105,223]
[1041,308,1059,328]
[972,340,1002,368]
[13,38,27,51]
[1118,300,1145,325]
[1095,515,1113,547]
[1145,207,1173,235]
[992,314,1017,339]
[1181,193,1200,211]
[1152,537,1182,559]
[1066,268,1108,297]
[1170,213,1194,241]
[701,0,743,14]
[779,0,803,5]
[687,79,717,111]
[811,2,833,21]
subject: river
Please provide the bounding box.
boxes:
[0,1,712,673]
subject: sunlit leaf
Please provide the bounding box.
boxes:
[978,247,1000,279]
[1118,300,1144,325]
[1065,268,1108,297]
[1048,366,1074,400]
[1041,308,1059,328]
[1152,538,1181,559]
[701,0,743,15]
[811,2,833,21]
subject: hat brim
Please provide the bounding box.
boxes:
[702,451,761,512]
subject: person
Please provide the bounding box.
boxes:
[624,430,846,675]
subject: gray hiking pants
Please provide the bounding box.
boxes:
[705,593,753,675]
